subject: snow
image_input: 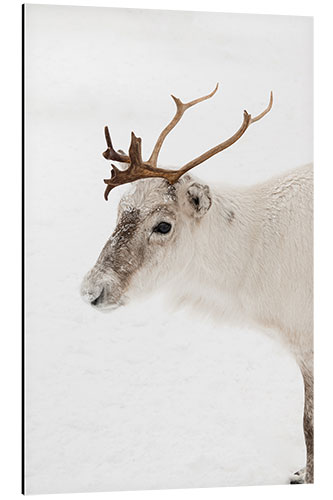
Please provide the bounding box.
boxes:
[24,4,312,494]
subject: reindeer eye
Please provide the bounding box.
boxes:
[153,222,172,234]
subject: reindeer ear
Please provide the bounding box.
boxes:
[186,182,212,218]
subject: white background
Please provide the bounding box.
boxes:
[0,1,332,500]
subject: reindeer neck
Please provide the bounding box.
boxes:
[190,184,263,294]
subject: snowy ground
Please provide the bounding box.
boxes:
[24,5,312,494]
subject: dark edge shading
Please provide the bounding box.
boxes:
[22,3,25,495]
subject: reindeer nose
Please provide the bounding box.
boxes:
[90,287,105,307]
[81,280,105,307]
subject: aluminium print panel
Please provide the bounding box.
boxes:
[23,4,313,494]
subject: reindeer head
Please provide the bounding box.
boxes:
[81,85,272,310]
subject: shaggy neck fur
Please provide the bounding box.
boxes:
[172,164,313,360]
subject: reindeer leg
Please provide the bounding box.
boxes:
[290,358,314,484]
[302,363,314,483]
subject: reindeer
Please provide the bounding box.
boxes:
[81,84,313,485]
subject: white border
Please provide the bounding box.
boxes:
[1,0,332,499]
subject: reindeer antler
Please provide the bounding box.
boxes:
[103,85,273,200]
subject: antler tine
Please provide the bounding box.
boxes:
[128,131,144,166]
[103,126,130,163]
[103,132,149,200]
[104,178,115,201]
[148,83,219,167]
[249,91,273,123]
[174,91,273,178]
